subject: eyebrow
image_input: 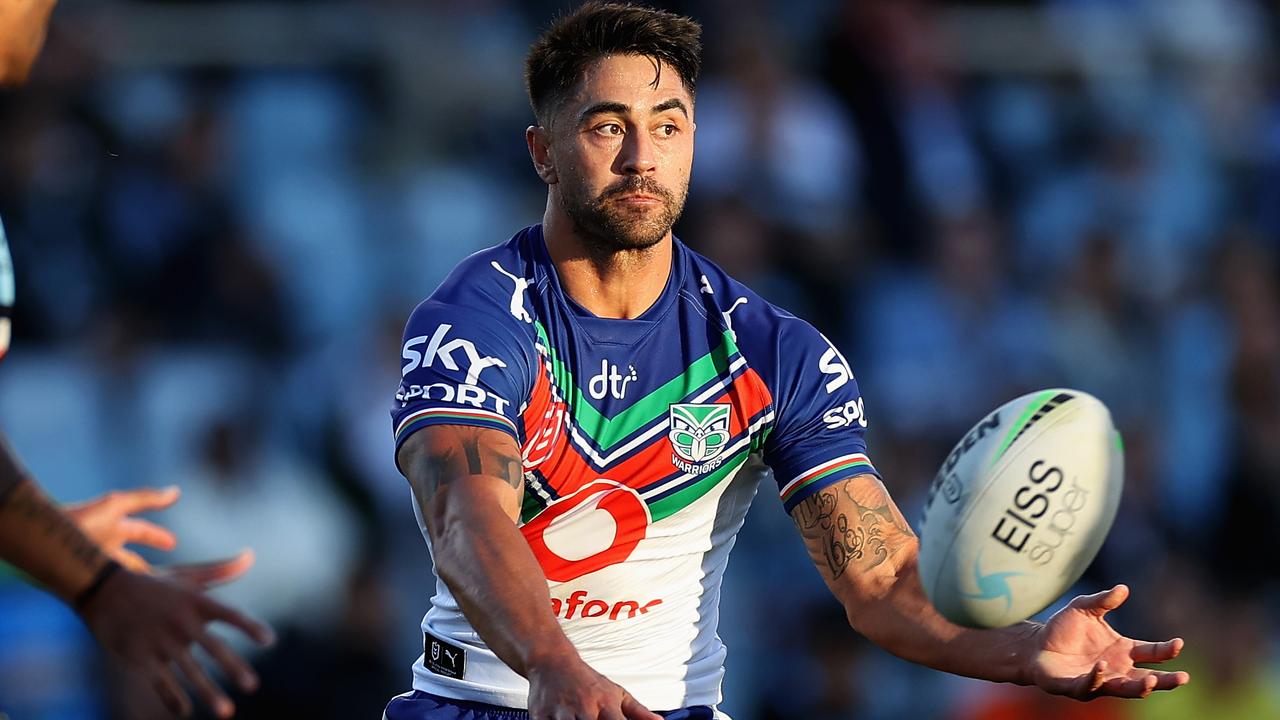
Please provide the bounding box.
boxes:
[577,98,690,125]
[577,101,630,124]
[652,98,690,118]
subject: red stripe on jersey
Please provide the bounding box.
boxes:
[520,367,561,468]
[521,367,774,495]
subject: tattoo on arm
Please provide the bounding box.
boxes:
[793,476,916,580]
[4,483,104,568]
[401,427,524,507]
[0,437,107,576]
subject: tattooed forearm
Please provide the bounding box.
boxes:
[3,482,104,567]
[793,475,917,580]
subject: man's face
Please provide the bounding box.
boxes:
[547,54,695,253]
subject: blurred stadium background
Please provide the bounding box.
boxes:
[1,0,1278,718]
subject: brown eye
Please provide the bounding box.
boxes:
[596,123,623,136]
[658,124,678,137]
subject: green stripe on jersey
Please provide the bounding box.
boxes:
[535,322,739,450]
[520,487,547,525]
[647,448,750,522]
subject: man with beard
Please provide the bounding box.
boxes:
[0,2,273,717]
[385,3,1188,719]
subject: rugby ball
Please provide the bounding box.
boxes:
[918,389,1123,628]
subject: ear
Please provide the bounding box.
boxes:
[526,125,558,185]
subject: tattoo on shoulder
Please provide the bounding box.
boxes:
[795,476,916,579]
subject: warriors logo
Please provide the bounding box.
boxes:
[668,403,732,473]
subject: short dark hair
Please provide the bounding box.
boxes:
[524,2,702,125]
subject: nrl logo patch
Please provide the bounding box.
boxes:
[669,403,732,473]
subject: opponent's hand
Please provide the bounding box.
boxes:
[79,551,275,719]
[157,550,256,589]
[65,486,181,571]
[527,658,661,720]
[1029,584,1191,700]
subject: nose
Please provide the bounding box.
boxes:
[617,127,656,176]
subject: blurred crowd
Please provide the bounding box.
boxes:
[2,0,1279,718]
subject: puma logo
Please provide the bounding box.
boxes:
[491,260,533,323]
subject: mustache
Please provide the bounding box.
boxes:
[599,177,672,201]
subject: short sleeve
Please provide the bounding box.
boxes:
[762,321,880,514]
[390,301,533,465]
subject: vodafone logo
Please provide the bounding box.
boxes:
[522,480,650,582]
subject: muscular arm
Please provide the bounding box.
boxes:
[397,424,579,676]
[791,474,1038,685]
[0,432,112,603]
[0,0,58,86]
[399,425,660,718]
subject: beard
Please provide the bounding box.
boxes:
[558,174,688,255]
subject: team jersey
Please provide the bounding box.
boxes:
[390,225,878,712]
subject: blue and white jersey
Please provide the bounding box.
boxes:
[391,225,878,712]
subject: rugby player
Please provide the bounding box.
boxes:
[386,4,1190,718]
[0,2,273,717]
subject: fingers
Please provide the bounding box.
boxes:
[198,593,276,646]
[621,692,662,720]
[174,648,235,719]
[1149,670,1191,691]
[115,547,154,573]
[1084,660,1107,696]
[1068,584,1129,616]
[1099,675,1154,698]
[1093,669,1191,698]
[197,627,260,693]
[164,549,256,589]
[1130,637,1184,664]
[119,518,179,552]
[109,486,182,515]
[1097,672,1159,698]
[146,658,194,718]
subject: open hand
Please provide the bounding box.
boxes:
[80,550,274,718]
[1030,584,1191,699]
[65,486,181,571]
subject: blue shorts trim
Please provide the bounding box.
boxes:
[384,691,715,719]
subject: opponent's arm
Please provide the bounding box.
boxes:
[791,474,1188,699]
[0,0,58,86]
[0,432,111,601]
[0,434,273,718]
[399,424,659,720]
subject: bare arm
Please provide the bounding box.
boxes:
[398,424,658,719]
[0,433,185,594]
[791,474,1189,699]
[398,423,572,674]
[0,433,112,601]
[0,0,58,86]
[791,474,1038,684]
[0,433,273,717]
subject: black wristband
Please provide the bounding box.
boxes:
[73,560,122,611]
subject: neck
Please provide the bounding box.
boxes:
[542,197,673,320]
